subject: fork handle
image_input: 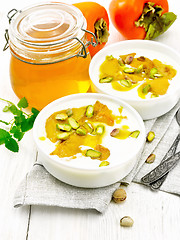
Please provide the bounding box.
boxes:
[162,133,180,160]
[141,133,180,185]
[141,151,180,184]
[150,173,168,190]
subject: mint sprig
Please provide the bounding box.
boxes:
[0,97,39,152]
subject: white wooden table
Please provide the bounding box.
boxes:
[1,0,180,239]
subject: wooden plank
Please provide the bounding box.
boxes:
[0,18,38,239]
[27,183,180,240]
[0,131,38,239]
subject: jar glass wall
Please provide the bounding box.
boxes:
[8,3,92,110]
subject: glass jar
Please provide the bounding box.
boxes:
[7,2,93,110]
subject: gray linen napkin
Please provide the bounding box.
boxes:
[14,101,180,213]
[13,161,119,213]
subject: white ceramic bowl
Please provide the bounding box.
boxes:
[33,93,146,188]
[89,40,180,120]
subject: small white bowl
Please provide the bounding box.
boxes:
[89,40,180,120]
[33,93,145,188]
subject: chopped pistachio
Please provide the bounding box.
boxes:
[86,105,94,118]
[56,123,72,132]
[147,131,155,142]
[120,216,134,227]
[146,153,156,163]
[124,75,137,84]
[85,149,102,159]
[57,132,71,140]
[142,84,151,94]
[129,130,140,138]
[99,161,110,167]
[150,68,158,78]
[99,77,113,83]
[120,79,132,88]
[154,73,163,78]
[137,56,145,61]
[118,57,125,66]
[136,64,144,73]
[151,93,159,98]
[68,117,80,129]
[125,55,134,64]
[110,128,120,137]
[55,113,68,121]
[66,108,73,117]
[113,188,127,203]
[76,127,87,136]
[106,55,114,60]
[95,125,104,135]
[83,122,94,133]
[131,79,138,84]
[123,67,135,74]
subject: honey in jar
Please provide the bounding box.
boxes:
[7,3,92,110]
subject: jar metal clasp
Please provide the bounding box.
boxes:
[3,9,19,51]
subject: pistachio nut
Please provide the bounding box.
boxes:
[99,77,113,83]
[110,128,120,137]
[147,131,155,142]
[120,79,132,88]
[76,127,87,136]
[129,130,140,138]
[151,93,159,98]
[125,55,134,64]
[55,113,68,121]
[123,67,135,74]
[137,56,145,61]
[150,68,158,78]
[113,188,127,203]
[136,64,144,73]
[120,216,134,227]
[146,153,156,163]
[66,108,73,117]
[99,161,110,167]
[142,84,151,94]
[118,57,125,66]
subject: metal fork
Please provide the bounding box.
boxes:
[141,108,180,190]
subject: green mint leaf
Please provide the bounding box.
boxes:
[5,137,19,152]
[0,128,11,145]
[0,97,38,153]
[3,105,10,112]
[17,97,28,109]
[21,109,39,132]
[10,126,24,141]
[31,107,39,117]
[10,126,19,134]
[21,116,34,132]
[14,113,26,127]
[9,105,21,115]
[14,131,24,141]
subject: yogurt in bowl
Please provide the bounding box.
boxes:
[89,40,180,120]
[33,93,146,188]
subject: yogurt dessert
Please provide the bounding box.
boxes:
[99,53,176,99]
[33,93,145,187]
[89,40,180,119]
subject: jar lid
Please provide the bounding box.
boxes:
[9,2,86,46]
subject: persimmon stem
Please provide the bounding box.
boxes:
[135,2,177,40]
[94,18,109,44]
